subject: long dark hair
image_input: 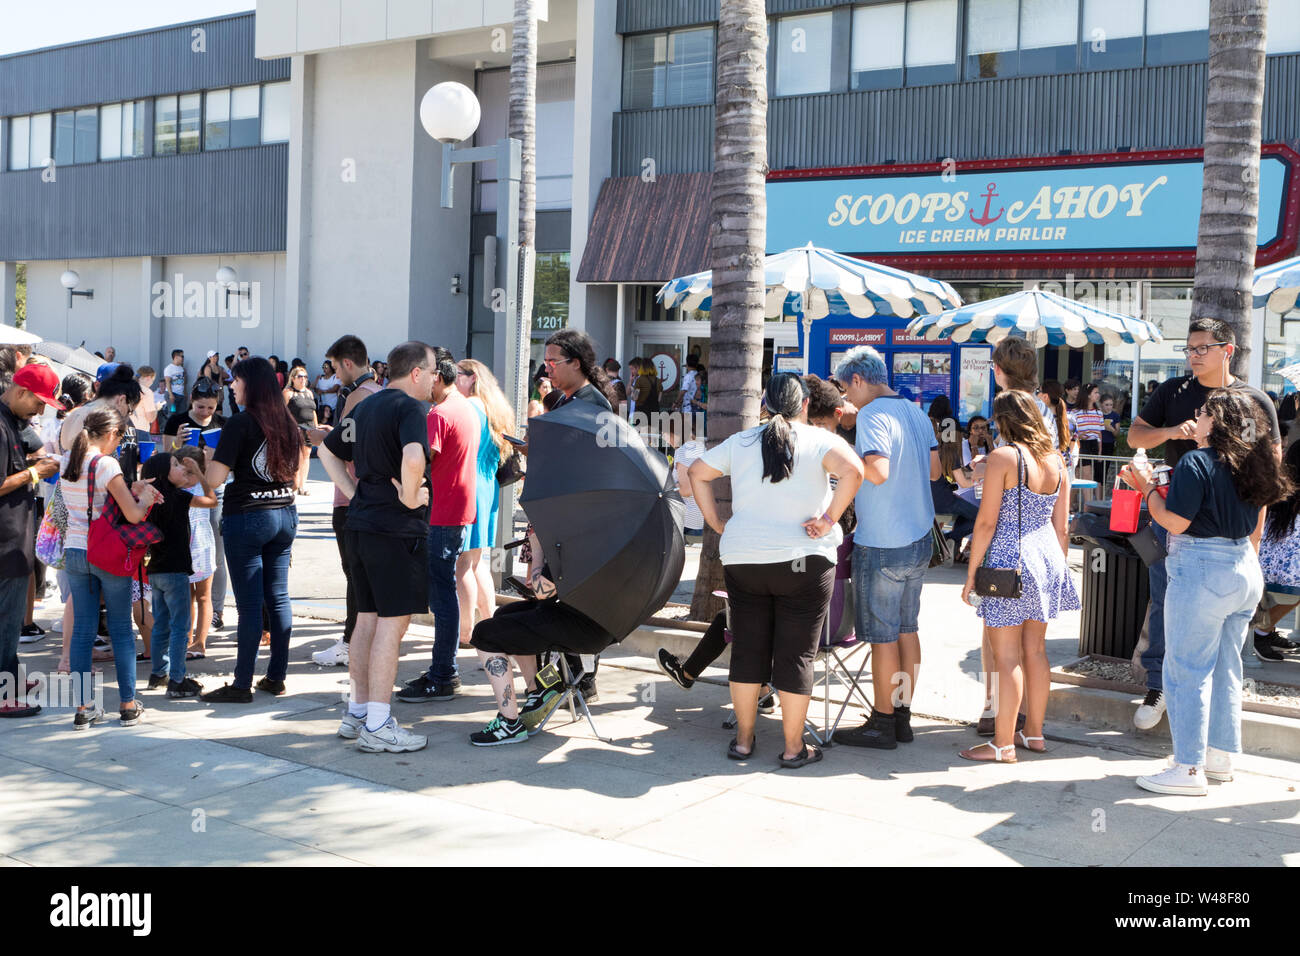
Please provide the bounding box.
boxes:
[95,364,142,411]
[231,357,300,483]
[1204,390,1293,509]
[992,390,1056,466]
[546,329,616,405]
[1040,381,1070,456]
[64,407,125,480]
[1266,439,1300,540]
[753,372,806,484]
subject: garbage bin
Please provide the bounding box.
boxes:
[1070,501,1154,660]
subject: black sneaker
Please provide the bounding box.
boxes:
[20,623,45,637]
[119,701,145,726]
[147,673,169,691]
[396,673,460,703]
[894,704,914,743]
[1264,630,1300,651]
[757,686,777,715]
[201,684,254,704]
[832,709,897,749]
[167,677,203,699]
[73,705,105,730]
[98,611,109,637]
[657,648,694,689]
[1254,635,1286,662]
[256,677,287,696]
[469,713,528,747]
[211,615,225,631]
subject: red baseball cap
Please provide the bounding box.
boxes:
[12,363,62,409]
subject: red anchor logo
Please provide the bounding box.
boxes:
[969,182,1004,227]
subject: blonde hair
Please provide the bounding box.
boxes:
[992,390,1056,465]
[457,359,515,457]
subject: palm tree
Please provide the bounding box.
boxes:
[690,0,768,621]
[1191,0,1269,379]
[509,0,537,423]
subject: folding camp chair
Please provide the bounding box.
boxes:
[804,537,873,746]
[531,651,612,744]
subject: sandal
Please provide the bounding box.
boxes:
[976,712,1027,737]
[779,743,824,769]
[1015,730,1047,753]
[186,651,206,660]
[959,742,1016,763]
[727,736,756,760]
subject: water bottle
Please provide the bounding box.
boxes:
[969,592,982,610]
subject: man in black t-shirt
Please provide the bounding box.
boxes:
[1127,317,1283,727]
[321,341,435,754]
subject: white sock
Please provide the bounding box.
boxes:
[365,702,391,732]
[1254,628,1271,637]
[348,701,367,719]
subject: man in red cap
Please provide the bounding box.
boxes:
[1,364,61,717]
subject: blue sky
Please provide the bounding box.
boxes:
[0,0,255,56]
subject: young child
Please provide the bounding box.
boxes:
[142,453,217,698]
[172,446,217,658]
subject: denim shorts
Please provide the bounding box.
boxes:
[851,535,931,644]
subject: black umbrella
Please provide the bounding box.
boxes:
[520,399,685,640]
[32,341,102,375]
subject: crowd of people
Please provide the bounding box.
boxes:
[0,315,1296,796]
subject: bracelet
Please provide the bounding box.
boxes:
[822,511,833,525]
[27,466,39,486]
[1145,488,1158,508]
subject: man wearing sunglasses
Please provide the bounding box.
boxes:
[1126,317,1283,729]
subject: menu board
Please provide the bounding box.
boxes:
[958,346,994,422]
[892,351,951,411]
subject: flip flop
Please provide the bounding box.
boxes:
[779,743,824,768]
[726,737,755,760]
[136,653,148,661]
[186,651,206,661]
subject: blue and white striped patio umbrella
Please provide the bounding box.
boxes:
[1254,255,1300,314]
[905,289,1162,348]
[657,243,961,320]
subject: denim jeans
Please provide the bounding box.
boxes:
[149,571,192,684]
[426,524,468,683]
[65,548,137,707]
[222,506,297,689]
[0,574,27,698]
[1163,534,1262,767]
[209,489,228,618]
[851,535,931,644]
[1142,522,1170,691]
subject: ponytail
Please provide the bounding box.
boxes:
[757,372,807,484]
[63,407,125,480]
[63,431,92,481]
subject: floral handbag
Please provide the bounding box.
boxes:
[35,481,69,569]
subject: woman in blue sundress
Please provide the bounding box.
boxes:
[960,389,1078,763]
[454,359,515,648]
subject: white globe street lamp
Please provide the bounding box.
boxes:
[61,269,94,306]
[419,82,482,145]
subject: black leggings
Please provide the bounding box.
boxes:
[683,611,728,678]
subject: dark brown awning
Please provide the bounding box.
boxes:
[577,172,712,284]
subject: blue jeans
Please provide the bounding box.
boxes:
[426,524,468,683]
[222,507,297,689]
[149,571,192,684]
[1163,534,1262,766]
[1143,522,1170,690]
[0,574,27,699]
[210,489,228,618]
[65,548,137,708]
[851,535,931,644]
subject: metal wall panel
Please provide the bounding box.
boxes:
[0,14,289,117]
[615,56,1300,175]
[0,144,288,260]
[617,0,718,33]
[614,105,715,177]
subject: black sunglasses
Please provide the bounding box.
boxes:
[193,380,218,396]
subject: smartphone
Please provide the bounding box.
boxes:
[504,575,537,600]
[503,434,527,447]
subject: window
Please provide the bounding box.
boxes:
[74,108,97,163]
[123,101,146,157]
[851,3,905,89]
[232,85,261,146]
[178,93,201,153]
[1018,0,1078,74]
[622,27,714,109]
[854,1,959,90]
[775,12,834,96]
[100,103,122,159]
[966,0,1020,78]
[53,110,75,165]
[905,0,959,85]
[1269,1,1300,54]
[29,113,51,168]
[205,89,230,150]
[1145,0,1208,66]
[9,115,29,170]
[155,95,177,155]
[260,81,290,143]
[475,62,574,212]
[1082,0,1143,70]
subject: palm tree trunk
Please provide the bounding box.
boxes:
[1192,0,1269,380]
[690,0,768,622]
[510,0,537,420]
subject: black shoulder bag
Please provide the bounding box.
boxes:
[973,445,1024,599]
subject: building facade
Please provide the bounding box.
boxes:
[6,0,1300,416]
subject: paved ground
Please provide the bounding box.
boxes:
[4,466,1299,866]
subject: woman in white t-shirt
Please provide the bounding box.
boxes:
[62,406,163,728]
[315,360,341,425]
[688,373,864,768]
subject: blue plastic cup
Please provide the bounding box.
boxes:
[138,441,156,462]
[202,427,222,448]
[185,428,202,447]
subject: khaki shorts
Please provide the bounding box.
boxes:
[1251,588,1300,629]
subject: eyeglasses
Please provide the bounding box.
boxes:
[1179,343,1229,357]
[544,355,574,368]
[193,381,217,396]
[456,369,474,377]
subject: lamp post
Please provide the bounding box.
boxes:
[60,270,94,307]
[420,81,527,576]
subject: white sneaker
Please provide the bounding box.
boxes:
[357,716,428,754]
[1137,762,1208,796]
[312,638,349,667]
[1205,746,1234,783]
[337,712,365,739]
[1133,689,1166,730]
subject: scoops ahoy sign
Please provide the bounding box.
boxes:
[766,146,1300,271]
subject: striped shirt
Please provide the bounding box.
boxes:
[61,453,122,552]
[1073,409,1105,441]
